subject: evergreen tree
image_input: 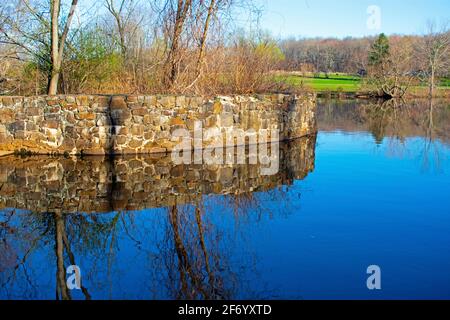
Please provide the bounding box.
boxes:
[368,33,390,66]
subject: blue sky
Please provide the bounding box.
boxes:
[252,0,450,38]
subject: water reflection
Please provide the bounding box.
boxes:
[318,98,450,171]
[317,98,450,144]
[0,136,316,214]
[1,98,450,300]
[0,136,316,300]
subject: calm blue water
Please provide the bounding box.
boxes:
[0,99,449,300]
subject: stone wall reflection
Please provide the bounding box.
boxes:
[0,135,316,214]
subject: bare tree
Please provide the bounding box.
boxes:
[419,21,450,97]
[164,0,193,88]
[364,35,417,98]
[193,0,216,80]
[0,1,80,95]
[187,0,234,90]
[48,0,78,95]
[0,1,51,94]
[104,0,143,61]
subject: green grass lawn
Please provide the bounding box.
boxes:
[276,73,362,93]
[439,78,450,87]
[276,73,450,94]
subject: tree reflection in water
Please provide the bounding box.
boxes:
[1,99,449,299]
[0,136,316,299]
[317,98,450,172]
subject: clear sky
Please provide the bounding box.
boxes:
[253,0,450,39]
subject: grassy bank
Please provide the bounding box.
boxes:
[277,73,361,93]
[275,72,450,97]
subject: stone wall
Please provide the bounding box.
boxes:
[0,94,316,155]
[0,136,316,213]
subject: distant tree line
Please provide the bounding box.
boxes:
[280,25,449,97]
[280,36,372,75]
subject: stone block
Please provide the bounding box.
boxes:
[110,96,127,110]
[219,113,234,127]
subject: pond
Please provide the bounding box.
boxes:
[0,98,449,300]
